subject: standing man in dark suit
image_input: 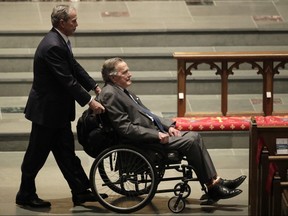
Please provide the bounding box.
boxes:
[98,57,246,202]
[16,5,106,208]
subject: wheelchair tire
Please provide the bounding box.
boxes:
[168,196,185,213]
[89,145,158,213]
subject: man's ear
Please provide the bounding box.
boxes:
[59,19,65,29]
[110,75,116,83]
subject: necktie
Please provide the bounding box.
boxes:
[67,40,72,53]
[124,89,165,132]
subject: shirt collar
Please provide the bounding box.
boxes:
[115,85,124,91]
[54,27,69,43]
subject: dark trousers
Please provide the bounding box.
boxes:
[18,122,90,198]
[165,131,217,185]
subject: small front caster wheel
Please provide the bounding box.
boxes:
[168,196,185,213]
[174,183,191,199]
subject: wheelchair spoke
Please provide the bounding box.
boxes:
[89,145,158,213]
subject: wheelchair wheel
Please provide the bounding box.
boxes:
[168,196,185,213]
[89,145,158,213]
[174,182,191,199]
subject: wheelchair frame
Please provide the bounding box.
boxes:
[89,143,207,213]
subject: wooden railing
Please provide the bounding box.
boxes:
[173,51,288,117]
[259,149,288,216]
[249,118,288,216]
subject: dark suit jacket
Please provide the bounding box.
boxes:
[25,28,96,128]
[98,83,174,144]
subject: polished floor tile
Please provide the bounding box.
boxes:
[0,149,249,215]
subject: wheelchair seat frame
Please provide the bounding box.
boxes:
[89,143,209,213]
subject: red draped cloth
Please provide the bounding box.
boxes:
[173,115,288,131]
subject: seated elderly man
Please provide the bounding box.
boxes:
[97,57,246,201]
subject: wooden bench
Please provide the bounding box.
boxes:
[258,148,288,216]
[269,159,288,216]
[173,51,288,117]
[249,119,288,216]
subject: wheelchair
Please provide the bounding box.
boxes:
[77,110,213,213]
[88,142,214,213]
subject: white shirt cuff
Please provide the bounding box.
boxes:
[87,96,93,105]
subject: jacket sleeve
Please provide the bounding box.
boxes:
[72,58,97,91]
[45,45,92,106]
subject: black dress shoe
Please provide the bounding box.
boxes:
[16,197,51,208]
[72,190,108,206]
[219,175,247,190]
[208,183,242,200]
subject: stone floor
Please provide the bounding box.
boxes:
[0,149,249,215]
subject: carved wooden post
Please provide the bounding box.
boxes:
[249,118,258,216]
[177,59,186,117]
[221,61,228,116]
[263,61,274,116]
[259,148,269,216]
[271,174,281,216]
